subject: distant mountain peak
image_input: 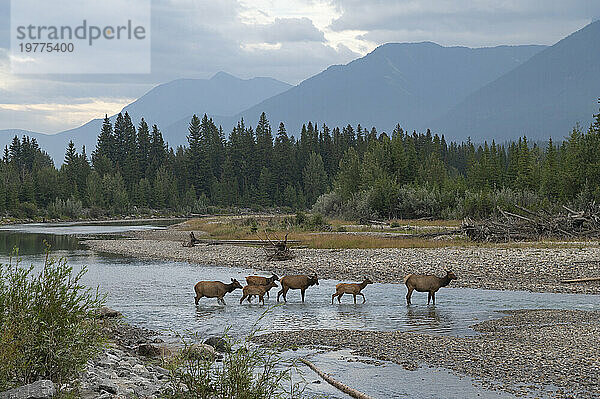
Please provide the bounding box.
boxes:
[211,71,238,81]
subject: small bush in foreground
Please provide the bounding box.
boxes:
[162,328,304,399]
[0,248,105,389]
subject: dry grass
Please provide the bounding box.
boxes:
[179,216,600,250]
[287,233,466,249]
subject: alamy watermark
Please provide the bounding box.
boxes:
[10,0,151,74]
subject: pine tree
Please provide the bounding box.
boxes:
[93,115,115,171]
[303,152,327,206]
[137,118,151,178]
[255,112,273,171]
[112,113,126,168]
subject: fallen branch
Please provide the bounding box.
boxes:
[299,358,375,399]
[462,204,600,242]
[561,277,600,283]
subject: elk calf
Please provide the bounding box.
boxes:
[277,274,319,303]
[239,281,278,305]
[194,278,242,305]
[404,271,457,305]
[245,274,279,298]
[332,277,373,304]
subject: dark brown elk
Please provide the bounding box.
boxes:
[404,271,457,305]
[245,274,279,298]
[194,278,242,305]
[331,277,373,304]
[277,274,319,303]
[239,281,278,305]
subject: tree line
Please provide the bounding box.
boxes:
[1,103,600,220]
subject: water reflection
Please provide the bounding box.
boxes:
[0,232,81,255]
[405,305,454,333]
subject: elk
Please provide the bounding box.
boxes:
[277,274,319,303]
[194,278,242,305]
[404,271,457,305]
[245,274,279,298]
[331,277,373,304]
[239,281,278,305]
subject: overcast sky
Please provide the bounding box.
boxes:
[1,0,599,134]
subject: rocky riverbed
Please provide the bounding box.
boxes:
[85,228,600,294]
[254,309,600,399]
[77,319,169,399]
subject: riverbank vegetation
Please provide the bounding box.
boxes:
[162,328,304,399]
[178,214,596,249]
[0,250,105,391]
[2,102,600,221]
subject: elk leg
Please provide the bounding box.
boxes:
[353,294,357,304]
[432,292,436,305]
[427,292,432,305]
[195,295,200,305]
[259,295,264,305]
[338,293,343,303]
[331,293,336,304]
[360,293,366,304]
[301,289,306,303]
[239,295,246,304]
[278,287,288,302]
[406,288,413,305]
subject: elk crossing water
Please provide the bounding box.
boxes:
[1,221,599,398]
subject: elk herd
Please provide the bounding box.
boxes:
[194,270,458,306]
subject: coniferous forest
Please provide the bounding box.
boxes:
[2,103,600,221]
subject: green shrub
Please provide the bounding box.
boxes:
[17,202,38,219]
[47,198,83,219]
[294,211,306,226]
[162,329,304,399]
[311,192,344,216]
[0,249,105,389]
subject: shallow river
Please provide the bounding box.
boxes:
[1,221,597,398]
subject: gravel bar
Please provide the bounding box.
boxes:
[254,309,600,398]
[85,233,600,294]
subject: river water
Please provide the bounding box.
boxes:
[1,221,597,398]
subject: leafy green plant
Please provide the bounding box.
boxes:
[0,247,105,389]
[162,317,305,399]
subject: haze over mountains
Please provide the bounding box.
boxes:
[2,21,600,164]
[0,73,292,164]
[219,42,545,135]
[432,20,600,141]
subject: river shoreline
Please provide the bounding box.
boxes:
[59,223,600,398]
[254,309,600,399]
[85,227,600,294]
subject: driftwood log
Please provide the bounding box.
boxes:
[462,204,600,242]
[183,232,300,249]
[261,232,295,261]
[561,277,600,283]
[183,232,202,247]
[300,358,375,399]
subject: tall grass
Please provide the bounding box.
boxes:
[0,248,105,389]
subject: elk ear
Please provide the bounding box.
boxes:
[231,278,234,282]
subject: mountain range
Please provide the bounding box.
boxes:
[2,20,600,164]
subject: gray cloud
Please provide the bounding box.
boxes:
[2,0,599,133]
[331,0,600,46]
[0,0,357,132]
[261,17,325,43]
